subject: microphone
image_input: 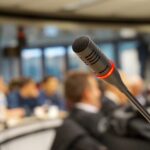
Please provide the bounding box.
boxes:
[72,35,150,123]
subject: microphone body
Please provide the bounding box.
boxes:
[72,36,150,123]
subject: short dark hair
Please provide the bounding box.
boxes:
[9,77,34,91]
[9,78,22,91]
[64,72,93,105]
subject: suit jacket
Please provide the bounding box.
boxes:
[51,118,107,150]
[69,107,109,141]
[101,97,119,116]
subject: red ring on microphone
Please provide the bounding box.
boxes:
[97,62,115,79]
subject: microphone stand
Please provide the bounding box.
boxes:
[122,86,150,123]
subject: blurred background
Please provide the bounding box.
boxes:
[0,0,149,82]
[0,0,150,150]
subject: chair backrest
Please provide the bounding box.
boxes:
[102,133,150,150]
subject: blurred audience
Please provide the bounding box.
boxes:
[0,69,149,142]
[39,76,66,110]
[7,78,40,116]
[64,71,108,149]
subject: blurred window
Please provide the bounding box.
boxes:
[98,43,115,61]
[43,26,59,37]
[44,46,66,79]
[21,48,42,81]
[119,41,140,75]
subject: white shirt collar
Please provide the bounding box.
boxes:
[75,102,99,113]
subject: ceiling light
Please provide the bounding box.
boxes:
[120,28,137,38]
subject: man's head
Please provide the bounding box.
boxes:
[64,72,101,109]
[42,76,59,96]
[19,78,39,98]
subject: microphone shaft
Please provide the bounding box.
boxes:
[122,86,150,123]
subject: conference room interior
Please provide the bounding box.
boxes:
[0,0,150,150]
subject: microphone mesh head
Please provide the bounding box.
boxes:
[72,36,90,53]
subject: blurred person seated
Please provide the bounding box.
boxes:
[122,75,150,114]
[0,77,25,122]
[0,77,8,122]
[64,71,109,149]
[39,76,66,111]
[101,71,129,115]
[108,75,150,140]
[7,78,40,116]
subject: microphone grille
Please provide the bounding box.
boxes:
[72,36,90,53]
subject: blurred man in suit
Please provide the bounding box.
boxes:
[64,71,108,148]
